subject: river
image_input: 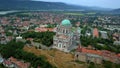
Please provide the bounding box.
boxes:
[0,11,19,15]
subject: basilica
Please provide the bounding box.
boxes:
[53,19,81,52]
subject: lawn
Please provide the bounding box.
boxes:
[86,12,96,15]
[64,13,84,16]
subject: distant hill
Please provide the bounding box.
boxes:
[0,0,111,11]
[112,8,120,13]
[0,0,85,10]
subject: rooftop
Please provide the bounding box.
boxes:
[9,57,30,68]
[77,46,120,59]
[35,27,54,32]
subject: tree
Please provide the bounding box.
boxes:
[103,61,113,68]
[0,41,24,58]
[26,40,31,44]
[88,62,96,68]
[22,31,55,47]
[0,40,56,68]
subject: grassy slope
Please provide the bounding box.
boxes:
[23,46,86,68]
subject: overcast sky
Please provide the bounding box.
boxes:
[34,0,120,9]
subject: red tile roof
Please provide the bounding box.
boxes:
[77,46,120,57]
[4,60,12,65]
[93,28,99,37]
[35,27,54,32]
[118,54,120,57]
[9,57,30,68]
[26,38,33,41]
[77,46,120,63]
[82,48,102,55]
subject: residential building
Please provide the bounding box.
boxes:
[75,52,103,64]
[35,27,55,32]
[9,57,30,68]
[75,46,120,64]
[99,31,108,39]
[0,55,4,64]
[93,28,99,38]
[3,60,14,68]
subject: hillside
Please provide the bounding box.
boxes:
[23,46,120,68]
[112,8,120,13]
[23,46,87,68]
[0,0,111,11]
[0,0,86,10]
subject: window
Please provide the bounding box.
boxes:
[63,29,65,33]
[58,43,62,48]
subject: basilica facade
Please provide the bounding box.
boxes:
[53,19,81,52]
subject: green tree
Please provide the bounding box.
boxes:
[103,61,112,68]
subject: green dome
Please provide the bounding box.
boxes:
[61,19,71,26]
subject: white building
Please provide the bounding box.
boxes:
[16,35,23,42]
[53,19,81,52]
[100,31,108,39]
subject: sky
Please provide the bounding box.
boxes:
[34,0,120,9]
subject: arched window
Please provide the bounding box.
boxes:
[58,43,62,48]
[66,29,68,33]
[63,29,65,33]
